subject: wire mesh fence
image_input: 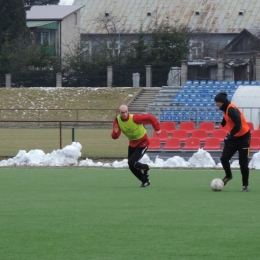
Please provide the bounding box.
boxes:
[62,71,107,87]
[113,66,146,87]
[11,72,57,87]
[0,120,154,159]
[0,109,118,122]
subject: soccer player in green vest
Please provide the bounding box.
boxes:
[111,104,161,187]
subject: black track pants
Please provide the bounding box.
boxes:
[220,132,251,186]
[128,146,149,183]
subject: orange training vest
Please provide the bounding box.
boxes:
[224,103,249,137]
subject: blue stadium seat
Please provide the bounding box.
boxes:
[251,81,257,85]
[181,115,189,121]
[207,80,214,85]
[243,80,250,85]
[208,89,217,95]
[165,115,173,121]
[200,80,207,85]
[189,94,197,99]
[185,80,192,85]
[193,80,199,85]
[219,85,226,91]
[236,80,243,85]
[173,115,180,121]
[166,111,173,115]
[229,81,235,85]
[160,115,165,121]
[182,85,190,92]
[214,81,220,85]
[190,85,197,90]
[197,115,206,121]
[221,81,228,85]
[172,98,178,104]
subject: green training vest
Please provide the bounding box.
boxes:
[117,114,146,140]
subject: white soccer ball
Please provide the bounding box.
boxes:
[210,178,224,191]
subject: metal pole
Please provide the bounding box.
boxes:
[72,128,75,142]
[59,121,62,149]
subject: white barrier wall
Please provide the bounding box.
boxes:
[231,86,260,129]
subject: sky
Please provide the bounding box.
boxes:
[0,142,259,169]
[59,0,74,5]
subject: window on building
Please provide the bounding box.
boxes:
[107,40,121,55]
[74,13,77,25]
[35,30,50,45]
[82,41,92,55]
[189,40,203,60]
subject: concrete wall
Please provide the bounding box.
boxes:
[61,10,81,58]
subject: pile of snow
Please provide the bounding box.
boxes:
[0,142,260,169]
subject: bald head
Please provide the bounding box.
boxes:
[118,104,129,120]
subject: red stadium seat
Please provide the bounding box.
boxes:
[182,137,201,150]
[203,137,221,150]
[252,130,260,139]
[247,122,254,131]
[191,129,208,142]
[152,129,169,142]
[162,138,181,150]
[148,138,161,150]
[179,122,196,135]
[198,122,215,135]
[160,122,176,135]
[250,137,260,150]
[218,123,228,132]
[211,129,227,142]
[172,129,189,142]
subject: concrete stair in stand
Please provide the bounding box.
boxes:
[128,87,162,114]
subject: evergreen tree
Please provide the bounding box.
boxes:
[0,0,28,47]
[24,0,59,7]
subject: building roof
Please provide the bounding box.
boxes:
[73,0,260,34]
[26,5,84,21]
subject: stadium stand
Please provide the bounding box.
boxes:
[146,80,260,163]
[154,80,256,125]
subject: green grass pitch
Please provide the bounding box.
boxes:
[0,168,259,260]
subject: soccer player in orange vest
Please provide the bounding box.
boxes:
[111,104,161,187]
[214,92,251,192]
